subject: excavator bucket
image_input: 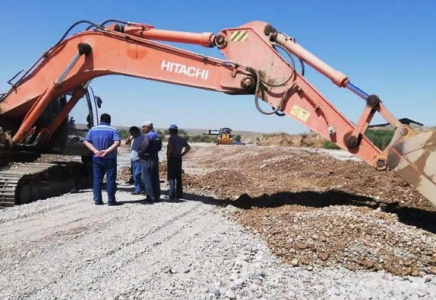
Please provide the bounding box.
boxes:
[386,130,436,207]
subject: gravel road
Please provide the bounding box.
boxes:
[2,144,436,299]
[1,187,436,300]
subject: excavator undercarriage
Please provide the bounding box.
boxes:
[0,18,435,208]
[0,89,96,207]
[0,161,90,208]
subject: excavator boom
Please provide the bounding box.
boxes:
[0,19,435,207]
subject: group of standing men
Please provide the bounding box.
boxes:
[84,113,191,206]
[126,120,162,201]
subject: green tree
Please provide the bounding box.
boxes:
[118,129,129,139]
[321,129,394,151]
[365,129,394,150]
[188,134,217,143]
[234,134,241,142]
[322,141,341,150]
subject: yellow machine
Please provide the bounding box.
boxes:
[217,128,233,145]
[205,128,234,145]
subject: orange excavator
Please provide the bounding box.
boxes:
[0,19,435,207]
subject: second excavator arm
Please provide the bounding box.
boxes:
[0,19,435,206]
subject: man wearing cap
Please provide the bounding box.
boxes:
[125,126,145,195]
[138,121,162,201]
[84,113,121,206]
[166,124,191,199]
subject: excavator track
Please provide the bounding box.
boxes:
[0,161,91,208]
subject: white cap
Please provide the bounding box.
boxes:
[142,120,153,126]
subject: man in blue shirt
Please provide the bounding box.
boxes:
[84,113,121,206]
[166,124,191,199]
[138,121,162,201]
[125,126,145,195]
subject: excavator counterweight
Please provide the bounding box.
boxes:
[0,19,435,208]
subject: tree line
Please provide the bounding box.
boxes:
[118,128,242,144]
[322,129,394,150]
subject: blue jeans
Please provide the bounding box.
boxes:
[132,159,145,192]
[141,155,160,200]
[92,157,117,204]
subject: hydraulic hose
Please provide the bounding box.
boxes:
[87,86,99,125]
[253,43,300,116]
[253,69,280,115]
[253,70,296,116]
[86,19,130,30]
[84,89,94,127]
[299,58,305,76]
[10,20,105,89]
[54,20,105,47]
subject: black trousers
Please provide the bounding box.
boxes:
[167,156,183,198]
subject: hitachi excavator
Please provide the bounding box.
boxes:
[0,19,435,208]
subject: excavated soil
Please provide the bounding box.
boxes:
[173,144,436,277]
[256,132,327,147]
[45,143,436,277]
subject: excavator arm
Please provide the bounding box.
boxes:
[1,20,435,206]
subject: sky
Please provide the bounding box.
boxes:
[0,1,435,134]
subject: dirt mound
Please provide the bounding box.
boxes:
[195,170,252,198]
[158,161,197,188]
[257,132,327,148]
[233,202,436,276]
[177,143,436,276]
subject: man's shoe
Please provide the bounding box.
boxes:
[108,202,120,206]
[142,197,153,202]
[95,202,104,205]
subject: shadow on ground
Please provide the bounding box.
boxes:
[115,185,436,234]
[226,190,436,235]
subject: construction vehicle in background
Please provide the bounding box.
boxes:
[217,128,233,145]
[0,19,435,208]
[205,128,234,145]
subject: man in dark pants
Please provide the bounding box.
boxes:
[84,113,121,206]
[138,121,162,201]
[125,126,145,195]
[166,124,191,200]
